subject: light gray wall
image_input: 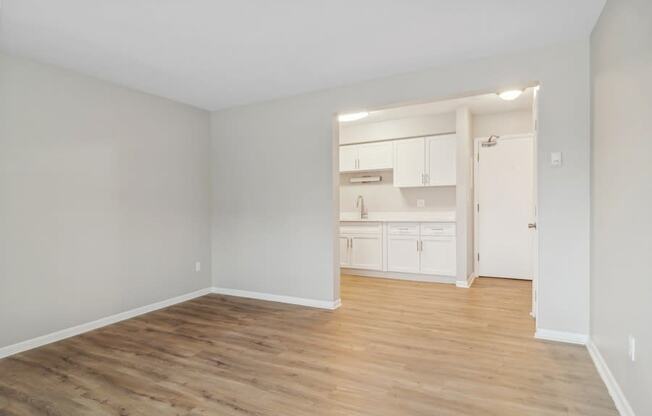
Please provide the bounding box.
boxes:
[0,53,212,349]
[473,110,533,138]
[590,0,652,413]
[211,40,591,337]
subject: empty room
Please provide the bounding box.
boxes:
[0,1,649,415]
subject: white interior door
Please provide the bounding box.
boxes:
[476,135,534,280]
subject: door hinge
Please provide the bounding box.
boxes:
[477,253,480,262]
[477,203,480,212]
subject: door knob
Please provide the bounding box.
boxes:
[528,223,537,229]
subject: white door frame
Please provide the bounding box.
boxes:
[473,133,538,303]
[531,86,540,319]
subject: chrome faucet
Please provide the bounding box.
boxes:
[355,195,368,219]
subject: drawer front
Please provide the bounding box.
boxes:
[340,222,382,235]
[420,222,456,236]
[388,223,420,236]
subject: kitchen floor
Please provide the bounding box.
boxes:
[0,275,616,415]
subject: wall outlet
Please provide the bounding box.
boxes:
[417,199,426,208]
[628,335,636,362]
[195,261,201,272]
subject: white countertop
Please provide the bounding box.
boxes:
[340,211,456,222]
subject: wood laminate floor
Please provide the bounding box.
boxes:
[0,275,616,416]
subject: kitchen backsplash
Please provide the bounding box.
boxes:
[340,171,455,212]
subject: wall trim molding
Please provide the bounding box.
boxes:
[534,329,589,345]
[212,287,341,310]
[456,272,477,288]
[0,287,212,360]
[587,340,635,416]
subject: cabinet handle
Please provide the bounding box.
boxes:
[350,238,353,249]
[424,173,429,184]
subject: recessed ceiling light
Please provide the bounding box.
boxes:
[338,111,369,122]
[497,90,523,101]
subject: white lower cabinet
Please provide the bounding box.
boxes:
[340,223,383,271]
[387,235,421,273]
[386,222,456,276]
[339,236,351,267]
[350,235,382,270]
[420,236,456,276]
[344,221,456,277]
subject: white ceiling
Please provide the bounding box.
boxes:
[0,1,605,111]
[349,88,535,125]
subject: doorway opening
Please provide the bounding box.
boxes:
[335,86,539,318]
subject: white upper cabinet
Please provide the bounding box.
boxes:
[426,135,457,186]
[358,142,393,171]
[393,138,425,187]
[339,145,358,172]
[339,142,392,173]
[393,135,457,187]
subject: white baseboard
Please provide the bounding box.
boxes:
[456,273,477,288]
[587,340,635,416]
[534,329,589,345]
[341,268,455,284]
[212,287,341,310]
[0,287,212,360]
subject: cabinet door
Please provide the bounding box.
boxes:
[393,138,425,187]
[420,236,456,276]
[339,236,351,267]
[426,135,457,186]
[357,142,392,171]
[339,146,358,172]
[387,235,420,273]
[350,235,382,270]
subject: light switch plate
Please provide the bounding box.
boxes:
[417,199,426,208]
[551,152,562,167]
